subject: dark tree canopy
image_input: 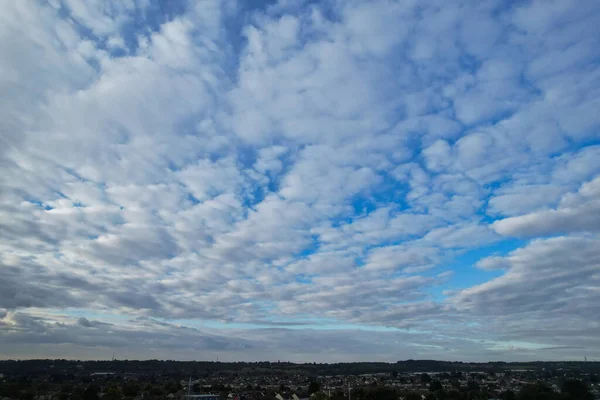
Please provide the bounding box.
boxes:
[308,380,320,395]
[561,379,593,400]
[429,380,443,392]
[83,385,99,400]
[516,383,560,400]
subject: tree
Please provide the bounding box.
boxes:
[499,390,516,400]
[561,379,593,400]
[516,383,560,400]
[83,385,100,400]
[122,383,140,398]
[451,379,461,390]
[19,391,34,400]
[310,392,328,400]
[61,384,74,394]
[466,380,479,392]
[451,371,463,379]
[404,392,421,400]
[366,387,399,400]
[429,380,443,392]
[421,373,432,383]
[163,380,180,394]
[308,381,320,395]
[103,385,122,400]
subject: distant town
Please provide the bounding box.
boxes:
[0,360,598,400]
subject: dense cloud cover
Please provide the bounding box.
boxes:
[1,0,599,362]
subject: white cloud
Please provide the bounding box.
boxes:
[487,184,566,216]
[451,235,600,354]
[421,223,498,249]
[63,0,134,37]
[422,139,452,172]
[493,176,600,237]
[1,0,600,361]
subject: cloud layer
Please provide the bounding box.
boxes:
[1,0,600,361]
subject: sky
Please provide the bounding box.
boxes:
[1,0,600,363]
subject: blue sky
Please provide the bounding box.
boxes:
[1,0,600,362]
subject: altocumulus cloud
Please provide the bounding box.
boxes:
[1,0,600,362]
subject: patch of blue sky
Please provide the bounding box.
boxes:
[241,183,267,210]
[56,0,190,57]
[117,1,188,53]
[425,239,526,302]
[294,274,313,284]
[63,167,88,182]
[564,139,600,153]
[296,235,320,257]
[175,318,403,332]
[25,198,53,210]
[56,6,97,42]
[351,175,408,217]
[167,161,181,172]
[184,192,199,205]
[458,53,482,75]
[58,310,464,336]
[485,340,555,351]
